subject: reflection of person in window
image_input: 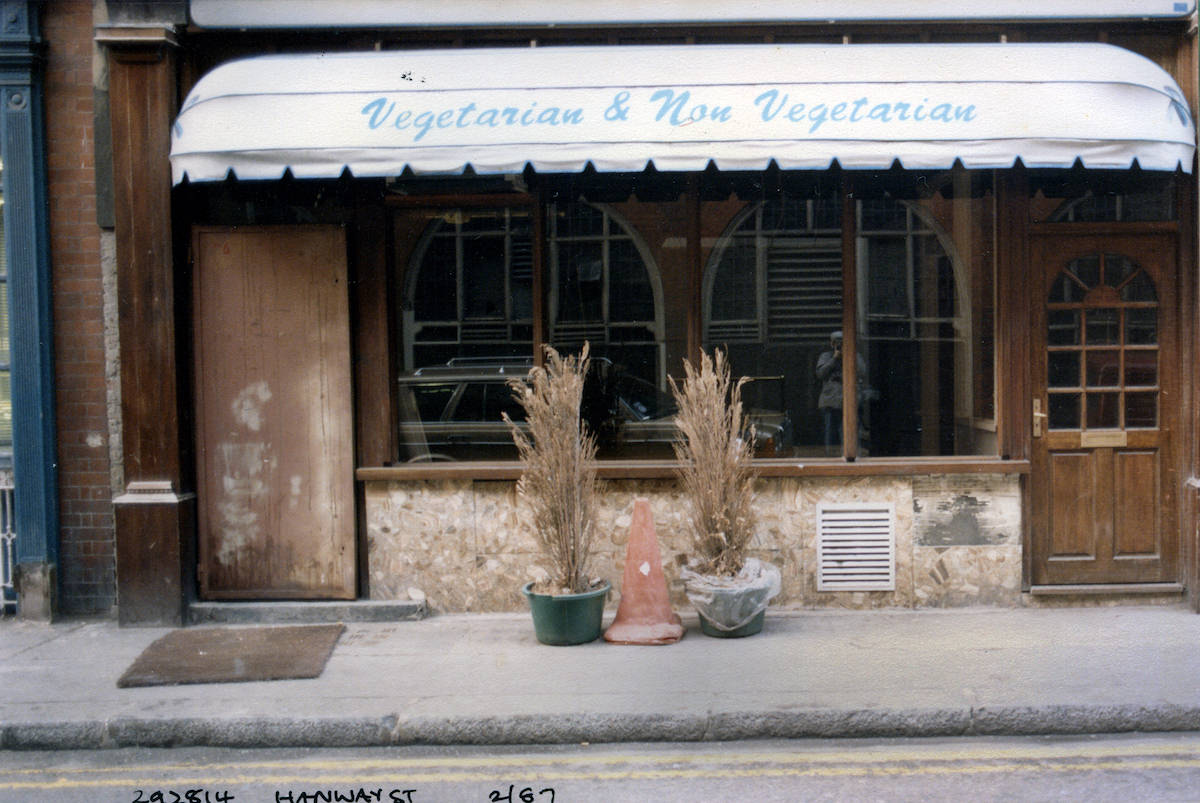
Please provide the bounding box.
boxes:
[816,331,866,456]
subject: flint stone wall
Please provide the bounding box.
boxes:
[364,474,1023,612]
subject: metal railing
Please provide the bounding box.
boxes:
[0,470,14,615]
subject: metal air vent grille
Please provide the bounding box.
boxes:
[817,503,895,592]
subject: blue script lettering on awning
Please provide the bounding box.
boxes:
[356,85,981,144]
[170,43,1196,182]
[361,97,586,142]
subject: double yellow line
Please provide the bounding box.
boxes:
[3,739,1200,793]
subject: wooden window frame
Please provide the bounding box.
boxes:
[367,174,1024,479]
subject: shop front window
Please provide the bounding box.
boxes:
[857,198,987,456]
[399,201,665,461]
[704,194,842,455]
[704,179,996,458]
[395,172,998,464]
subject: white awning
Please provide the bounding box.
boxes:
[189,0,1198,27]
[170,43,1197,184]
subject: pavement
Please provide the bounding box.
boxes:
[3,604,1200,750]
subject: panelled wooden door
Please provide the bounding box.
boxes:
[193,226,356,599]
[1030,232,1179,586]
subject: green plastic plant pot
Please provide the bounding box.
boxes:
[522,580,611,645]
[698,608,765,638]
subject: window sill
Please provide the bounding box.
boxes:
[357,456,1029,482]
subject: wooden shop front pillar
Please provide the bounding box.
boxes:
[97,26,194,626]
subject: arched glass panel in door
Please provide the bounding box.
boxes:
[1046,253,1158,431]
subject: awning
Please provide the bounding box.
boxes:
[170,43,1197,184]
[189,0,1198,27]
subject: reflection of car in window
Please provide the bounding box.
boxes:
[396,358,531,462]
[397,357,793,462]
[743,375,794,457]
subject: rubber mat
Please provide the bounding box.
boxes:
[116,623,344,687]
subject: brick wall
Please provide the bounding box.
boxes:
[44,1,114,614]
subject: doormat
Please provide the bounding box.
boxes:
[117,623,345,688]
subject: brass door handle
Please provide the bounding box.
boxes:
[1033,399,1047,437]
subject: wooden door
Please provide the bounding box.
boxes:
[193,226,356,599]
[1030,232,1179,586]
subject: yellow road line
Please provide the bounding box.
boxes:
[4,757,1200,791]
[5,739,1200,778]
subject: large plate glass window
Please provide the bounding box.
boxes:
[704,192,841,456]
[402,207,534,370]
[856,188,995,457]
[704,176,996,458]
[399,202,664,461]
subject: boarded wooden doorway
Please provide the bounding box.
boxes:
[193,226,356,599]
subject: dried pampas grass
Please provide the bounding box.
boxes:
[505,343,598,595]
[670,348,757,577]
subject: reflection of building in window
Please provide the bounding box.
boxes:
[549,203,662,387]
[858,200,970,456]
[705,190,995,457]
[399,202,667,461]
[403,203,663,385]
[403,207,535,370]
[704,193,843,452]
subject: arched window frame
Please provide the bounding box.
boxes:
[702,193,984,457]
[402,207,535,370]
[403,201,665,383]
[856,200,971,355]
[547,202,665,386]
[703,195,842,347]
[703,197,969,351]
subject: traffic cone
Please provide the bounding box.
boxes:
[604,498,684,645]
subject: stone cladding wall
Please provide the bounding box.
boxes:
[365,474,1023,612]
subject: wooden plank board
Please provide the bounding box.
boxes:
[194,226,355,599]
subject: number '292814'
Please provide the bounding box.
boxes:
[132,790,235,803]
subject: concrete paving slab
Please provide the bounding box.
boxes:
[2,606,1200,748]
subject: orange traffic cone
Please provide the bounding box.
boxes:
[604,498,684,645]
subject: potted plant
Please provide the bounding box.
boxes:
[506,343,610,645]
[670,348,781,637]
